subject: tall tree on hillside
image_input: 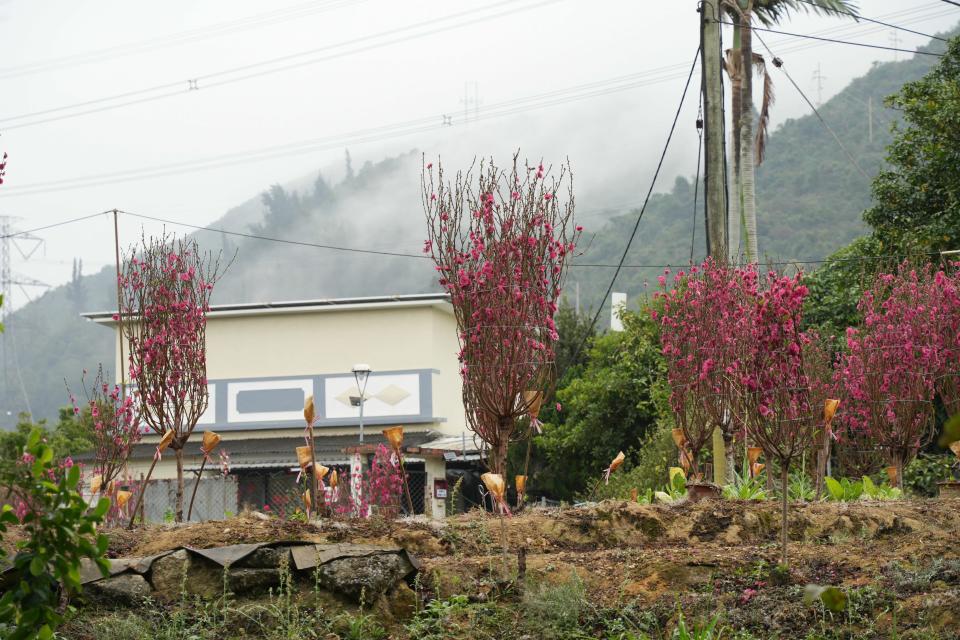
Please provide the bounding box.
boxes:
[866,37,960,254]
[723,0,858,262]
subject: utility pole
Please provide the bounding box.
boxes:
[699,0,730,485]
[699,0,728,265]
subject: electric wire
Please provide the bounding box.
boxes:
[0,0,563,131]
[793,0,948,42]
[561,46,701,375]
[752,31,871,181]
[0,0,368,79]
[691,103,704,263]
[0,211,111,239]
[712,19,946,57]
[0,65,694,197]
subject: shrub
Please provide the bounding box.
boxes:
[0,428,111,639]
[903,453,956,497]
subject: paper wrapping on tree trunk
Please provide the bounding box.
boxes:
[314,464,329,481]
[89,474,103,495]
[383,426,404,451]
[116,490,132,509]
[524,390,543,419]
[671,428,686,449]
[747,447,763,465]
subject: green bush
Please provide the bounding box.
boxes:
[0,428,111,640]
[903,454,956,497]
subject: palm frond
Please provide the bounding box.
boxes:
[750,0,859,27]
[753,53,775,165]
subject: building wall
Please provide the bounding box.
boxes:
[110,301,467,481]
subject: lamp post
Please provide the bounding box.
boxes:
[352,363,371,443]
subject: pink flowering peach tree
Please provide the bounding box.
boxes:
[119,234,222,522]
[655,259,757,481]
[68,365,141,499]
[422,155,580,475]
[839,264,940,488]
[740,271,817,566]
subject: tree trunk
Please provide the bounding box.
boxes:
[175,447,185,523]
[780,465,789,566]
[722,428,736,485]
[739,9,759,263]
[728,19,743,259]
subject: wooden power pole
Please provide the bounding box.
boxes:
[700,0,728,264]
[700,0,730,485]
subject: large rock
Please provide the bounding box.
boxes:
[149,550,224,600]
[316,553,414,602]
[86,574,151,605]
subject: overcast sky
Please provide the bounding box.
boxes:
[0,0,956,311]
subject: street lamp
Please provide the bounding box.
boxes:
[352,363,372,443]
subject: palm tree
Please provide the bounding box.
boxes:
[723,0,858,263]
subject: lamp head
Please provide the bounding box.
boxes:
[352,363,372,392]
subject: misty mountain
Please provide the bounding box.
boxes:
[1,31,952,424]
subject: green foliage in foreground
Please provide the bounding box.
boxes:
[0,429,110,640]
[531,309,671,501]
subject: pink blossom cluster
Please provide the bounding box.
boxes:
[422,157,580,473]
[119,235,218,446]
[330,446,406,519]
[654,259,758,472]
[836,263,957,476]
[69,365,141,492]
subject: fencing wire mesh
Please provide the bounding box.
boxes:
[140,475,238,523]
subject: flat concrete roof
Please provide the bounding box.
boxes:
[82,293,452,324]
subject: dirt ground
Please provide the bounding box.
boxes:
[86,498,960,638]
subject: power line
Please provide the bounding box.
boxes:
[0,65,694,197]
[754,32,872,182]
[563,46,700,373]
[938,0,960,8]
[0,0,563,131]
[0,211,110,239]
[793,0,948,42]
[712,19,946,57]
[0,0,367,79]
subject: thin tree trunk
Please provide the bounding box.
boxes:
[728,19,743,260]
[739,10,759,263]
[723,429,736,485]
[781,466,789,566]
[175,447,185,523]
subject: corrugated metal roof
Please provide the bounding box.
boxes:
[76,430,438,462]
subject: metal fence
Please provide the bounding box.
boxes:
[140,475,238,523]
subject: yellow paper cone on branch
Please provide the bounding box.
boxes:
[603,451,626,484]
[523,390,543,419]
[304,395,316,426]
[515,475,527,495]
[329,470,338,489]
[481,473,506,500]
[302,489,312,511]
[747,447,764,465]
[671,428,687,449]
[89,474,103,495]
[885,466,898,485]
[201,431,221,454]
[949,440,960,460]
[824,399,840,426]
[296,446,313,471]
[383,426,404,451]
[314,464,329,481]
[158,429,174,452]
[116,490,132,509]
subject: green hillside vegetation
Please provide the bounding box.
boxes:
[1,27,956,423]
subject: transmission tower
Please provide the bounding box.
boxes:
[0,216,48,322]
[812,63,827,107]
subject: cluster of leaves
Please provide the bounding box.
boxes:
[822,476,902,502]
[0,429,110,639]
[529,309,669,500]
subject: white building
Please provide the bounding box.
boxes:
[82,293,479,520]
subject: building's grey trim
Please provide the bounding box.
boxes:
[211,415,443,433]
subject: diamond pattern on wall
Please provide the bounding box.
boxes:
[375,385,410,406]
